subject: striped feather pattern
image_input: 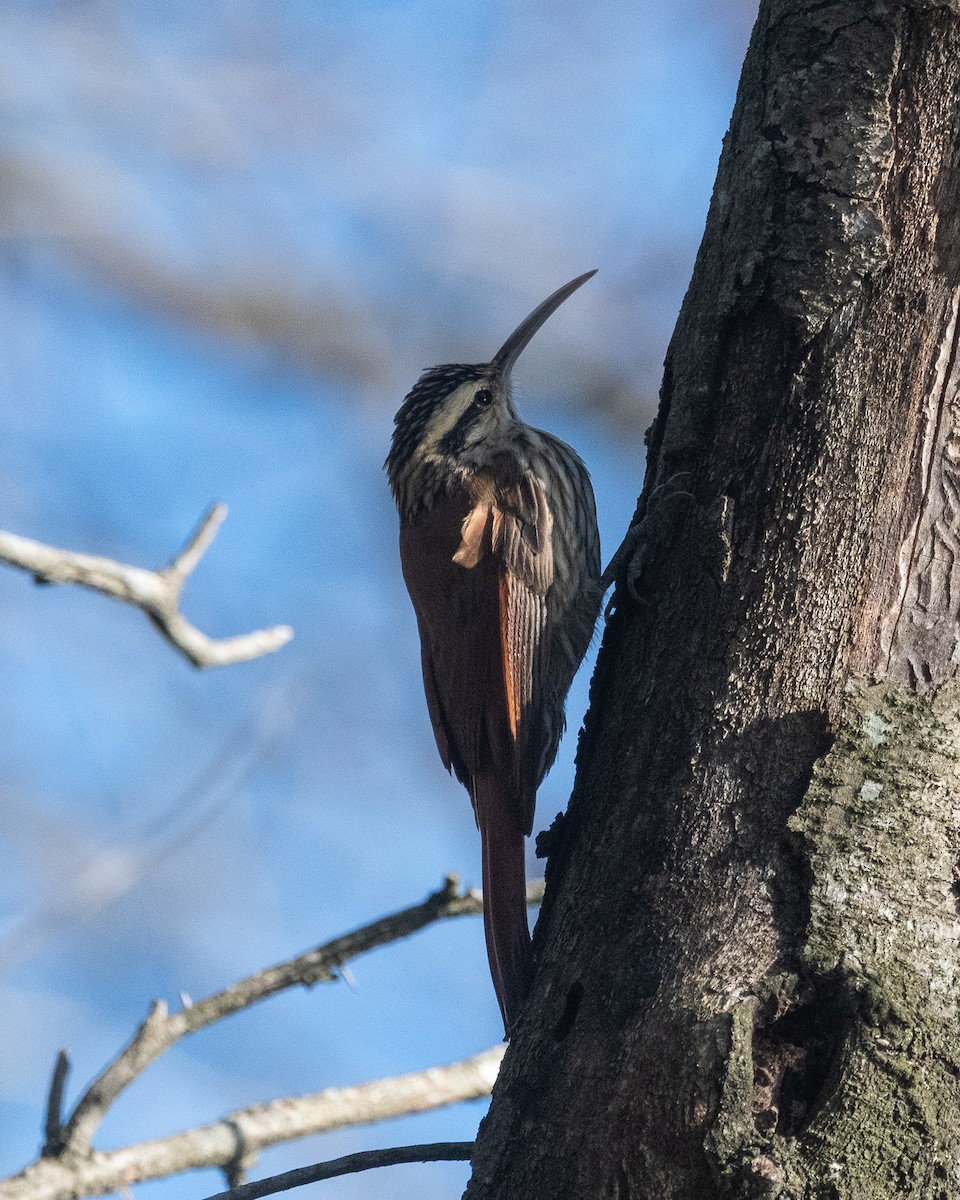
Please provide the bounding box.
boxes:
[388,347,602,1036]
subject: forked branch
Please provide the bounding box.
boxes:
[0,504,292,667]
[1,1061,496,1200]
[0,877,544,1200]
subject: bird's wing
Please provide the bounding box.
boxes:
[399,491,500,789]
[399,475,553,834]
[413,609,453,774]
[488,471,553,831]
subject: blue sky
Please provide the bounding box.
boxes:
[0,3,754,1197]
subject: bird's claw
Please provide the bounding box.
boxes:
[601,474,695,616]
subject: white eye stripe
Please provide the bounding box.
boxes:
[420,383,478,447]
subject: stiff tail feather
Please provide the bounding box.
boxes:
[474,773,533,1038]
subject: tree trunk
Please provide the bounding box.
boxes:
[466,2,960,1197]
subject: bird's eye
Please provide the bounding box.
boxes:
[474,387,493,407]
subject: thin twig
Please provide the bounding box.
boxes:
[205,1142,475,1200]
[0,505,292,668]
[0,1056,499,1200]
[59,876,543,1154]
[40,1051,70,1158]
[0,681,302,976]
[167,504,229,581]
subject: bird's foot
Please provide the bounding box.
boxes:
[601,473,694,615]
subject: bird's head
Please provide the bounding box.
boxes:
[386,270,596,512]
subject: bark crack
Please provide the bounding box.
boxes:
[884,287,960,680]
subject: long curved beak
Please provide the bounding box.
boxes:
[491,269,597,376]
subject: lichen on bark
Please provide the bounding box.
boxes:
[710,678,960,1197]
[793,680,960,1031]
[784,679,960,1194]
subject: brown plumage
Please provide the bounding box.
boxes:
[386,272,602,1037]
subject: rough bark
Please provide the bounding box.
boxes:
[466,2,960,1197]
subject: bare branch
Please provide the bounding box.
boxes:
[167,503,229,581]
[61,876,543,1154]
[0,505,293,668]
[0,878,541,1199]
[0,1055,499,1200]
[40,1051,70,1158]
[205,1141,475,1200]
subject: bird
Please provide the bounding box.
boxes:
[386,271,602,1038]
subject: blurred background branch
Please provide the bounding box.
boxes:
[0,680,302,976]
[0,505,292,667]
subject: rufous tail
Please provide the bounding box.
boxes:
[474,773,533,1039]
